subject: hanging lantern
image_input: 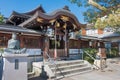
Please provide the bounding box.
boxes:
[56,21,60,27]
[89,41,92,46]
[98,42,100,47]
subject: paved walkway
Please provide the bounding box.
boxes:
[29,58,120,80]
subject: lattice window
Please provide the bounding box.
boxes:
[23,37,40,48]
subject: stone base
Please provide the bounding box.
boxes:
[94,60,101,69]
[94,59,107,69]
[2,53,28,80]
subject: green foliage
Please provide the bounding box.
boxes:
[107,47,119,58]
[0,14,3,24]
[70,0,77,3]
[76,30,81,38]
[69,0,120,25]
[94,18,107,29]
[51,40,61,49]
[108,8,120,27]
[83,8,100,23]
[94,8,120,29]
[83,48,97,64]
[0,48,4,53]
[69,0,89,7]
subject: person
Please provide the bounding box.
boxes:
[4,33,26,54]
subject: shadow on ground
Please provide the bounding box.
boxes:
[29,65,49,80]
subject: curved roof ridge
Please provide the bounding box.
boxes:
[19,9,85,27]
[19,9,85,28]
[11,11,31,17]
[6,11,31,24]
[19,11,39,27]
[23,5,46,15]
[38,9,83,27]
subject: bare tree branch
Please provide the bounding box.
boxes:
[88,0,107,11]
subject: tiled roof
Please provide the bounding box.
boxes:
[0,25,43,35]
[89,32,120,38]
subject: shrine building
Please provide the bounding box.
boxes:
[0,5,105,59]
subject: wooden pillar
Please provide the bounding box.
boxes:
[66,35,69,57]
[43,36,49,60]
[54,25,57,59]
[64,23,69,57]
[20,35,24,48]
[79,39,84,59]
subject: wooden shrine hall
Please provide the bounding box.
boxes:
[0,5,103,59]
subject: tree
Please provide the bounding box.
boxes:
[0,12,4,24]
[94,8,120,30]
[69,0,120,29]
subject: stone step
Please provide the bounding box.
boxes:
[55,66,91,77]
[55,69,92,80]
[49,60,84,68]
[31,60,92,79]
[48,60,92,79]
[51,63,87,72]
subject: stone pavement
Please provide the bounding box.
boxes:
[29,58,120,80]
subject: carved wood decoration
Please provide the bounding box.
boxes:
[61,16,69,22]
[36,17,44,23]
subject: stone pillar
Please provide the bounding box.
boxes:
[94,48,107,70]
[2,53,28,80]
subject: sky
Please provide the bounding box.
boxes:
[0,0,87,24]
